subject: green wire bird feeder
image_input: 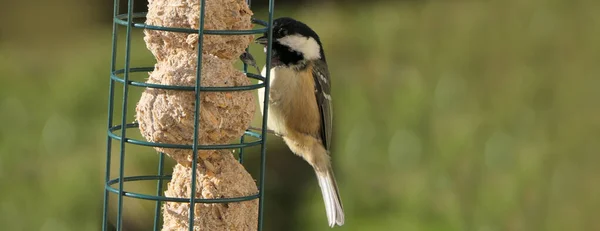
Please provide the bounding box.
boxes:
[102,0,275,230]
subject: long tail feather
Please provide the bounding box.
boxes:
[316,169,344,227]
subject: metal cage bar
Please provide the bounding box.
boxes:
[188,0,208,228]
[115,0,135,229]
[102,0,275,230]
[100,0,120,229]
[152,153,165,231]
[258,0,275,230]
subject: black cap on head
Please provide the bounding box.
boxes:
[271,17,322,44]
[255,17,322,46]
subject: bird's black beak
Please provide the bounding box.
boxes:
[255,36,268,45]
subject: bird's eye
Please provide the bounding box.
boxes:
[278,28,288,36]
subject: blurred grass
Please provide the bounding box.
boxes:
[1,0,600,230]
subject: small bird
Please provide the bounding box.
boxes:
[255,17,344,227]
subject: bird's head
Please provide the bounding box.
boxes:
[255,17,325,67]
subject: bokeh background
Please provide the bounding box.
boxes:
[1,0,599,230]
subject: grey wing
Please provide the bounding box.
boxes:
[312,60,333,151]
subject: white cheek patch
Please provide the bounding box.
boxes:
[277,34,322,60]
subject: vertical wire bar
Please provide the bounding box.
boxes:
[239,135,245,164]
[152,152,166,231]
[102,0,120,230]
[239,0,252,164]
[257,0,275,230]
[189,0,207,230]
[116,0,135,230]
[242,0,251,75]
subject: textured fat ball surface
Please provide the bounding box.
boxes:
[135,53,256,163]
[145,0,254,61]
[139,0,259,230]
[162,151,259,231]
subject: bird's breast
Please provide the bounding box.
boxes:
[258,66,321,136]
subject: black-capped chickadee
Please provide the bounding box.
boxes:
[255,17,344,227]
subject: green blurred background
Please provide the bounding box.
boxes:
[1,0,599,230]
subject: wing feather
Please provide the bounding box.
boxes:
[312,60,333,151]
